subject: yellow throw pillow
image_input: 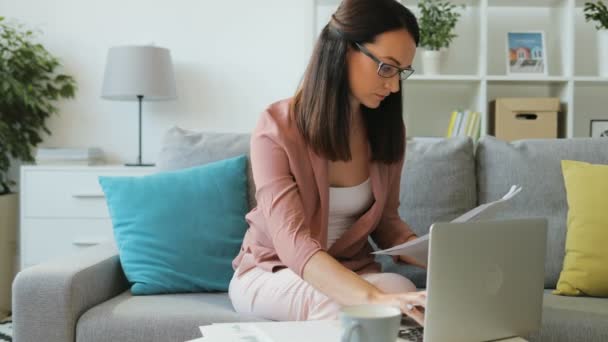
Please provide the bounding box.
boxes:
[554,160,608,297]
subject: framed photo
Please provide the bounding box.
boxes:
[590,120,608,138]
[506,31,548,76]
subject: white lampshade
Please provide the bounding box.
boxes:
[101,45,177,101]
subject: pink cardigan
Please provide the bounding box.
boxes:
[232,98,416,278]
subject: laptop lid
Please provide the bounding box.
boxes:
[423,218,547,342]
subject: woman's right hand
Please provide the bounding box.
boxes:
[369,290,427,326]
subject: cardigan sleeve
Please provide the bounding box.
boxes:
[249,112,323,277]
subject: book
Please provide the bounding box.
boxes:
[445,111,458,137]
[446,110,482,141]
[35,147,105,165]
[372,185,523,266]
[452,111,463,137]
[460,110,474,136]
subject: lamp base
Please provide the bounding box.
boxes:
[125,162,155,167]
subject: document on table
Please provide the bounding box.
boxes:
[196,320,342,342]
[372,185,523,266]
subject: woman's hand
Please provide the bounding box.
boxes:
[369,290,427,326]
[398,255,427,269]
[398,235,427,269]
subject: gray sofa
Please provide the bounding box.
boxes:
[12,129,608,342]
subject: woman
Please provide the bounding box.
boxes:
[229,0,426,326]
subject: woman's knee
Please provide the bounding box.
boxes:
[364,272,417,293]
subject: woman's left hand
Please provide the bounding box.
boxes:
[398,236,427,269]
[398,255,427,269]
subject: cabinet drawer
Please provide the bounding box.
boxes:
[21,218,116,266]
[22,169,150,218]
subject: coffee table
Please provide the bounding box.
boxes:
[190,321,529,342]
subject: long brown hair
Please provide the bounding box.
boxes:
[292,0,419,163]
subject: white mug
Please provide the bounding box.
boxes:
[340,304,401,342]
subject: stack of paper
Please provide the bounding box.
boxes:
[372,185,523,265]
[35,147,105,165]
[187,321,529,342]
[189,320,343,342]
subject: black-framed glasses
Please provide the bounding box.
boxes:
[355,42,415,81]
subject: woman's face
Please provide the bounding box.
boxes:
[347,29,416,110]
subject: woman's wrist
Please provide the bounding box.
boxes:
[367,288,386,304]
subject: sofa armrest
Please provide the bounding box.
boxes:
[12,243,129,342]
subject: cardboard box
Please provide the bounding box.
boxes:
[490,97,561,141]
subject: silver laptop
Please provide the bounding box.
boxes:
[401,218,548,342]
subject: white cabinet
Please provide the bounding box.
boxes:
[19,165,154,269]
[314,0,608,138]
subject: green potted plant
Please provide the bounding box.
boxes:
[417,0,464,75]
[0,16,77,194]
[0,16,76,309]
[584,1,608,76]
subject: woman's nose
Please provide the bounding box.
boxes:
[385,75,400,93]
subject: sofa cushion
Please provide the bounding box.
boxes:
[157,126,256,209]
[76,291,268,342]
[554,160,608,297]
[99,156,249,294]
[378,137,477,288]
[527,291,608,342]
[476,136,608,288]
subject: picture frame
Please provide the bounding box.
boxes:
[590,119,608,138]
[506,31,548,76]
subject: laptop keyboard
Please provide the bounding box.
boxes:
[399,315,423,341]
[398,326,424,342]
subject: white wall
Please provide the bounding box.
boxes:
[2,0,315,164]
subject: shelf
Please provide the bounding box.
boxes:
[409,75,481,82]
[486,75,569,83]
[315,0,338,6]
[401,0,477,6]
[575,5,601,76]
[488,0,568,7]
[572,84,608,137]
[574,77,608,84]
[312,0,608,139]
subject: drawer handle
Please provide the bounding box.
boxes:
[515,113,538,120]
[72,239,107,247]
[72,193,105,199]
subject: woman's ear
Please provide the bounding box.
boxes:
[345,43,357,60]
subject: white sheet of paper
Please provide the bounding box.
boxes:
[372,185,522,265]
[196,321,529,342]
[199,321,342,342]
[199,323,272,342]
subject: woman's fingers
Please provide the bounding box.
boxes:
[404,291,426,308]
[400,302,425,326]
[410,307,425,326]
[399,255,427,269]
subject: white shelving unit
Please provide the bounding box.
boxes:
[314,0,608,138]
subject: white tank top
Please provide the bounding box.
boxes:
[327,178,374,248]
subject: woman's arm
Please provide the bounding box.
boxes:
[303,250,427,325]
[250,113,323,278]
[302,250,381,305]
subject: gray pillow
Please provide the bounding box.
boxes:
[476,136,608,289]
[379,137,477,288]
[157,126,256,209]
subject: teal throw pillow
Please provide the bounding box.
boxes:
[99,155,249,295]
